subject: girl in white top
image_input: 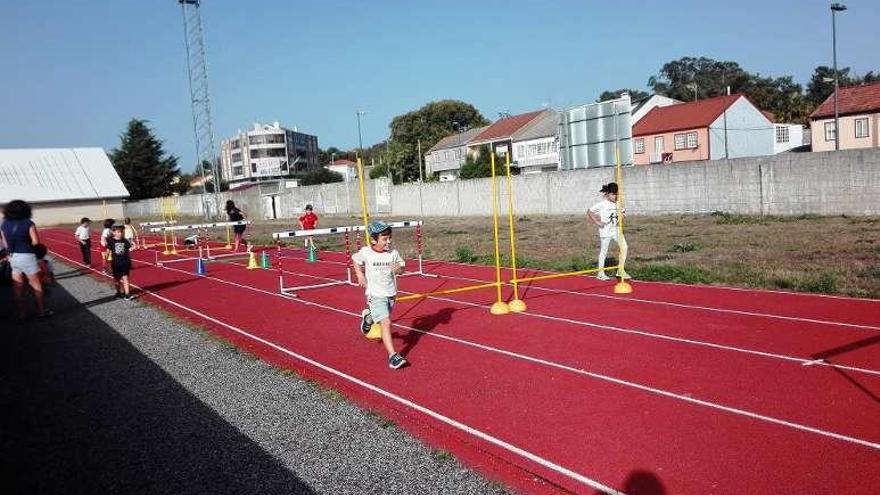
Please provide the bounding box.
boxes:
[587,182,631,281]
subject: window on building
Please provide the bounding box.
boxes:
[654,136,664,154]
[855,118,869,138]
[251,163,257,173]
[686,132,698,149]
[444,151,450,160]
[232,166,243,176]
[517,145,525,156]
[825,122,836,142]
[551,141,558,153]
[775,126,790,143]
[454,149,461,159]
[231,151,242,162]
[674,133,686,150]
[634,138,645,154]
[231,139,241,149]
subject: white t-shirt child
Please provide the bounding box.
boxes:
[75,225,90,241]
[351,246,405,298]
[588,199,625,238]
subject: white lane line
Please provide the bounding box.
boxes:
[45,233,880,378]
[46,237,880,453]
[47,249,624,495]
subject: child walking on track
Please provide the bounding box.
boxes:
[74,217,92,266]
[107,224,136,300]
[99,218,114,273]
[298,204,319,250]
[352,221,408,370]
[588,182,631,281]
[123,217,138,247]
[225,200,247,251]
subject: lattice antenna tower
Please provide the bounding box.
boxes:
[179,0,219,218]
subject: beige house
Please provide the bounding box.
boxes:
[810,81,880,152]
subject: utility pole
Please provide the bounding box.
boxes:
[831,3,848,151]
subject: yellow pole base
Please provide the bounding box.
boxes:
[163,249,171,255]
[224,244,232,249]
[169,248,178,255]
[365,323,382,340]
[508,299,527,313]
[490,301,510,315]
[613,279,633,294]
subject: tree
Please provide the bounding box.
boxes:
[741,74,813,124]
[648,57,751,102]
[299,167,344,186]
[385,100,489,183]
[806,65,854,106]
[110,119,180,200]
[171,173,192,196]
[458,146,494,180]
[597,88,650,102]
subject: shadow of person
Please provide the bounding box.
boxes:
[623,470,666,495]
[399,307,456,357]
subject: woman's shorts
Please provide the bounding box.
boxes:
[10,253,39,276]
[367,295,395,323]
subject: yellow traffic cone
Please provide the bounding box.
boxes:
[247,251,259,269]
[365,323,382,340]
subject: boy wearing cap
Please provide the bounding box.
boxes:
[588,182,631,281]
[352,220,408,369]
[107,224,136,300]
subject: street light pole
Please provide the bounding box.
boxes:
[831,2,847,151]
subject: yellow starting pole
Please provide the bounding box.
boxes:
[503,151,525,312]
[356,157,370,231]
[489,153,509,315]
[224,225,232,249]
[613,114,632,295]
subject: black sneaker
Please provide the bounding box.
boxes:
[388,353,407,369]
[360,309,373,335]
[115,292,124,299]
[125,294,136,301]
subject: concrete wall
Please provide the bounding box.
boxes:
[29,199,125,226]
[123,149,880,220]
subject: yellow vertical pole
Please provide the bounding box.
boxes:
[504,151,525,312]
[225,225,232,249]
[489,152,509,315]
[613,134,632,294]
[102,199,108,218]
[356,157,370,231]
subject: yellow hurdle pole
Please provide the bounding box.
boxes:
[612,111,632,294]
[225,225,232,249]
[356,157,370,231]
[489,153,509,315]
[513,265,620,284]
[503,151,525,312]
[396,282,500,302]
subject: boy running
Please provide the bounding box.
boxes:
[352,221,408,369]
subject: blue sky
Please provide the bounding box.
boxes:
[1,0,878,172]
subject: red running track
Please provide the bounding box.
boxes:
[42,229,880,495]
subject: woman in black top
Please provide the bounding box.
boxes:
[225,200,247,251]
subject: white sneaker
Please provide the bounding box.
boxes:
[596,272,611,281]
[618,271,632,280]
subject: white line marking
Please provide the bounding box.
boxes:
[47,249,624,495]
[802,359,828,367]
[46,237,880,453]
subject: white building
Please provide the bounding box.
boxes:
[630,94,681,124]
[326,159,359,182]
[424,126,487,182]
[0,147,129,225]
[511,111,560,174]
[220,122,319,189]
[773,123,806,154]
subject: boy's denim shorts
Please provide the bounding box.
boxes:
[367,295,395,323]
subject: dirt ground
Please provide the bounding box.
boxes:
[81,213,880,299]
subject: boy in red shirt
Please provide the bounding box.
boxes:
[298,204,318,250]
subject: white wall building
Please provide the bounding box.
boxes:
[707,97,775,160]
[773,123,806,154]
[424,126,487,182]
[630,94,681,124]
[0,147,129,225]
[326,159,359,182]
[220,122,319,189]
[511,111,560,174]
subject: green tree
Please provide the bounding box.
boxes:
[741,74,813,124]
[386,100,489,183]
[648,57,751,101]
[110,119,180,200]
[806,66,855,106]
[459,146,494,180]
[300,167,344,186]
[171,173,192,196]
[597,88,650,102]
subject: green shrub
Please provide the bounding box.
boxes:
[454,246,477,263]
[631,264,716,284]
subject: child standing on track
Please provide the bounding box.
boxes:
[588,182,631,281]
[123,217,139,248]
[74,217,92,266]
[225,200,247,251]
[352,221,408,370]
[99,218,114,273]
[107,224,136,300]
[298,204,318,250]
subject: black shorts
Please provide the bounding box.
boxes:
[111,263,131,280]
[233,225,246,234]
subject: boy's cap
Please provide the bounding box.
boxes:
[367,220,391,236]
[600,182,618,194]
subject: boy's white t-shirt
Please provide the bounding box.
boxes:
[352,246,405,298]
[75,225,90,241]
[100,228,112,246]
[589,199,625,238]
